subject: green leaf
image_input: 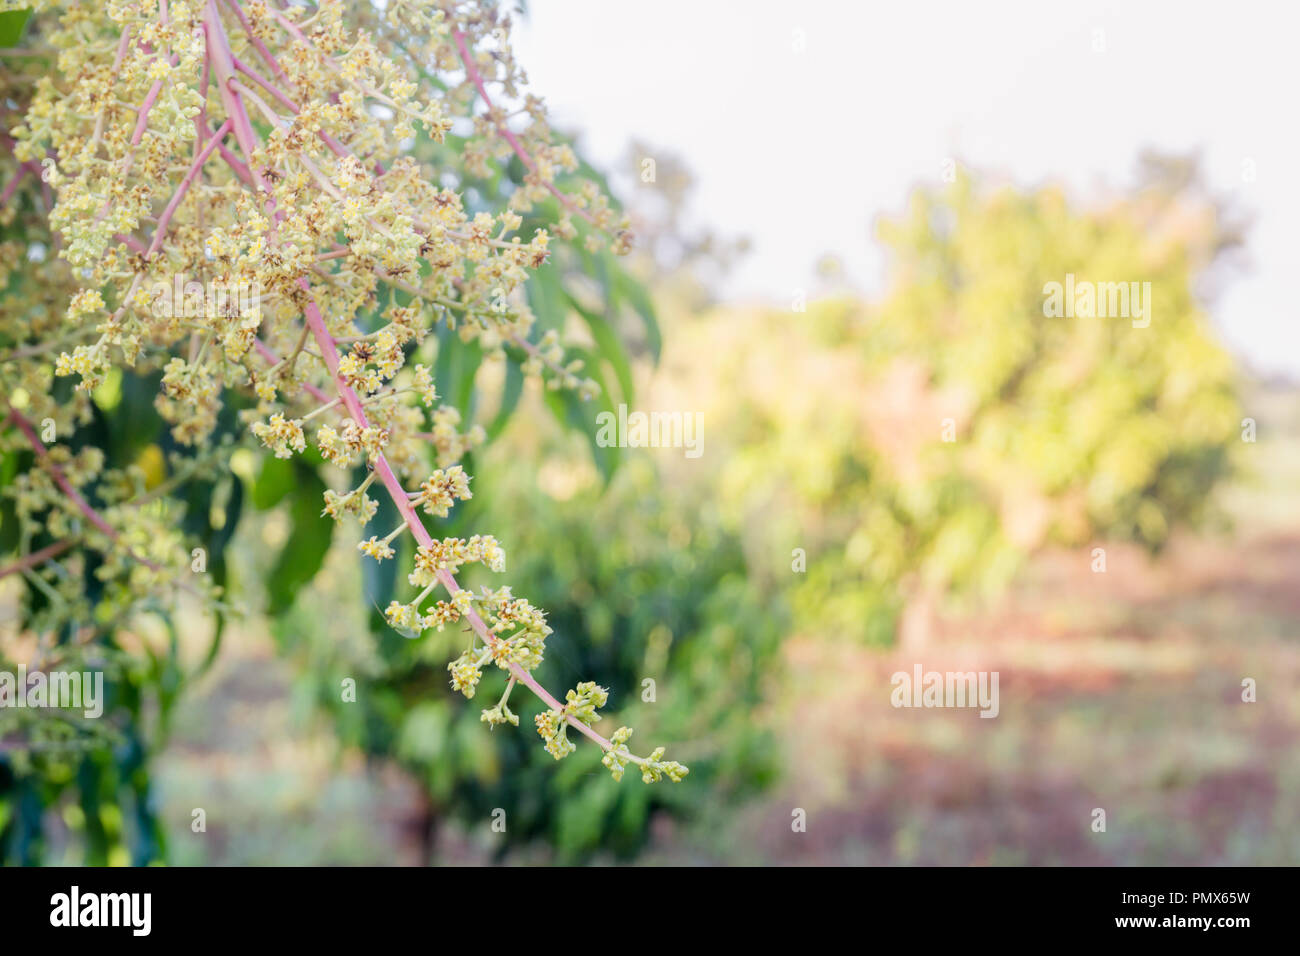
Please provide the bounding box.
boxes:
[266,462,332,615]
[563,288,634,406]
[542,349,620,481]
[362,472,402,633]
[208,472,244,558]
[0,449,22,554]
[0,9,32,48]
[615,268,662,362]
[250,454,296,509]
[433,324,484,418]
[525,261,567,335]
[486,357,524,441]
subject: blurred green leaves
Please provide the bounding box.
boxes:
[0,9,32,47]
[693,166,1242,644]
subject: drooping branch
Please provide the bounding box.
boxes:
[0,539,72,582]
[201,0,618,753]
[2,0,682,783]
[449,26,597,228]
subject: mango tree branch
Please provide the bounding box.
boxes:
[202,0,616,754]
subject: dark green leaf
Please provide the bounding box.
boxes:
[487,356,524,441]
[0,9,32,48]
[563,288,634,406]
[266,462,331,614]
[615,268,662,362]
[251,454,296,510]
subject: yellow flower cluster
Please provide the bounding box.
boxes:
[1,0,683,783]
[535,683,608,761]
[322,487,378,524]
[409,534,505,585]
[251,413,307,459]
[414,465,472,518]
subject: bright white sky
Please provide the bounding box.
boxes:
[514,0,1299,377]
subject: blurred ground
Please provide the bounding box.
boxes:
[155,380,1299,865]
[157,627,424,866]
[645,529,1300,865]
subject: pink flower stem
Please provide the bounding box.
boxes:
[209,127,255,186]
[112,23,134,70]
[0,134,53,220]
[115,232,147,255]
[220,0,296,91]
[298,284,609,748]
[0,166,27,205]
[0,539,73,582]
[203,2,272,196]
[145,119,231,260]
[230,57,352,160]
[130,80,165,148]
[253,338,331,404]
[195,28,212,135]
[8,410,118,540]
[4,407,163,574]
[449,27,596,227]
[206,0,610,751]
[231,55,296,113]
[90,58,168,225]
[1,412,212,599]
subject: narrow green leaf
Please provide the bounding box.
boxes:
[0,9,32,48]
[615,269,662,362]
[362,472,402,633]
[487,356,524,440]
[250,454,295,510]
[267,463,332,614]
[563,288,634,406]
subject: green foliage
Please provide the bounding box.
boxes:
[0,9,31,47]
[1,0,663,863]
[690,169,1241,642]
[261,458,331,616]
[275,451,783,861]
[0,379,245,864]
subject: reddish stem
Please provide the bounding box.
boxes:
[204,2,273,197]
[253,337,332,404]
[450,27,596,227]
[220,0,296,91]
[296,284,608,747]
[5,408,162,574]
[115,232,147,255]
[145,119,231,260]
[232,55,297,112]
[231,54,349,159]
[130,80,165,148]
[0,539,72,582]
[8,410,118,540]
[0,166,28,205]
[207,0,613,752]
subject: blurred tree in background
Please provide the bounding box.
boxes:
[2,0,1251,867]
[671,162,1242,648]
